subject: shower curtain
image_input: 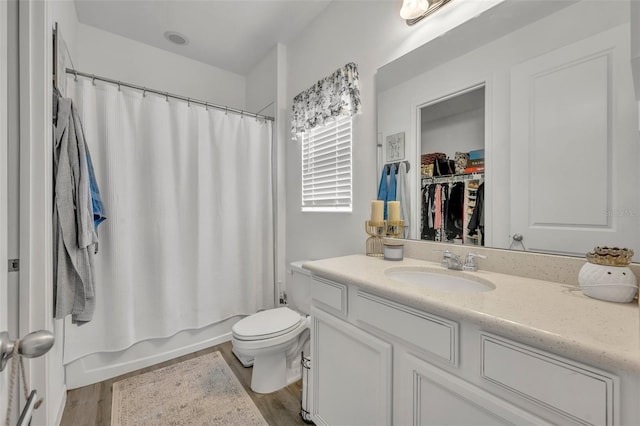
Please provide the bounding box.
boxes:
[62,77,274,363]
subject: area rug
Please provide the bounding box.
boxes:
[111,351,268,426]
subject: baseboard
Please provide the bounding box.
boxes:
[54,385,67,426]
[65,319,238,389]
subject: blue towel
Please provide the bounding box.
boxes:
[377,166,388,219]
[387,164,397,213]
[86,150,106,229]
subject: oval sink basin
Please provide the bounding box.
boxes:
[385,268,495,293]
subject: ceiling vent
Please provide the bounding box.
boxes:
[164,31,188,46]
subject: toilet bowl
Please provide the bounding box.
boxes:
[231,261,313,394]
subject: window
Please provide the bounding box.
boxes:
[301,116,352,212]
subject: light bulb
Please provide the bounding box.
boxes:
[400,0,430,20]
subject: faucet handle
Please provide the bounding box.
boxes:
[433,249,452,267]
[463,252,487,271]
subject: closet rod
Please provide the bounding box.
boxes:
[422,172,484,184]
[65,68,275,122]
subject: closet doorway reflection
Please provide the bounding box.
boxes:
[419,85,485,246]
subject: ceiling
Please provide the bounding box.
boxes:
[74,0,333,76]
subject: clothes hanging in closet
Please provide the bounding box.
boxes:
[421,179,483,245]
[468,182,485,245]
[446,182,465,241]
[422,183,449,242]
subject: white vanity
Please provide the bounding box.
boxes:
[304,255,640,426]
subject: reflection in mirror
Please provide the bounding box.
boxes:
[419,86,485,246]
[376,0,640,260]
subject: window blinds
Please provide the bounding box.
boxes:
[301,116,352,212]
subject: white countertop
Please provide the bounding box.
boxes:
[304,255,640,374]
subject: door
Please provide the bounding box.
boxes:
[15,1,65,424]
[510,24,639,256]
[1,0,10,419]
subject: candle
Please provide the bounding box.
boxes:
[388,201,400,222]
[371,200,384,222]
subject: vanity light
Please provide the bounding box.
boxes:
[400,0,430,19]
[401,0,452,26]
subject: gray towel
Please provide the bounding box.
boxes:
[53,96,98,324]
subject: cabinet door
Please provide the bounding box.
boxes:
[396,352,550,426]
[510,24,639,256]
[311,306,392,426]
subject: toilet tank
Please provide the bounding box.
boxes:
[287,261,313,314]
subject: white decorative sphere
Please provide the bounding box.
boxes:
[578,262,638,303]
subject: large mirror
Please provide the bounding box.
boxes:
[376,0,640,260]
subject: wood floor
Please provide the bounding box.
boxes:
[60,341,309,426]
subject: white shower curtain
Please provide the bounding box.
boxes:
[63,77,274,363]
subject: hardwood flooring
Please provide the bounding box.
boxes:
[60,341,309,426]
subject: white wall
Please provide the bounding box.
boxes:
[246,43,291,301]
[52,0,78,63]
[75,23,246,110]
[421,108,484,158]
[285,0,507,263]
[246,46,277,117]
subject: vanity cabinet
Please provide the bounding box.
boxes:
[310,281,392,426]
[310,276,627,426]
[396,351,549,426]
[480,334,616,425]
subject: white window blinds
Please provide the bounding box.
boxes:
[301,116,352,212]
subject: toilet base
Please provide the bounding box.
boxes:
[251,351,288,394]
[232,347,303,393]
[231,347,254,367]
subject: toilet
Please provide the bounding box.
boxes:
[232,261,312,394]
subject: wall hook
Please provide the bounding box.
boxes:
[73,70,78,82]
[92,75,96,86]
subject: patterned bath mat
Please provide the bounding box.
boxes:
[111,351,268,425]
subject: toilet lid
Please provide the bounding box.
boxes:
[232,307,302,341]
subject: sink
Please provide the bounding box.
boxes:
[385,267,495,293]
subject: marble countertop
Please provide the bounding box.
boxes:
[303,254,640,374]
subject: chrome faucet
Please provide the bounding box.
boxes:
[435,250,463,270]
[462,252,487,272]
[435,250,486,271]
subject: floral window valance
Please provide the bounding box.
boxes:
[291,62,361,139]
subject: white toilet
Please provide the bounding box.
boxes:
[232,261,312,394]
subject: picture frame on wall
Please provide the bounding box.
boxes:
[386,132,405,162]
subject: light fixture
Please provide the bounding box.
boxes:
[401,0,452,26]
[164,31,189,46]
[400,0,430,20]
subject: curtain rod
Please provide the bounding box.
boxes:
[65,68,275,122]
